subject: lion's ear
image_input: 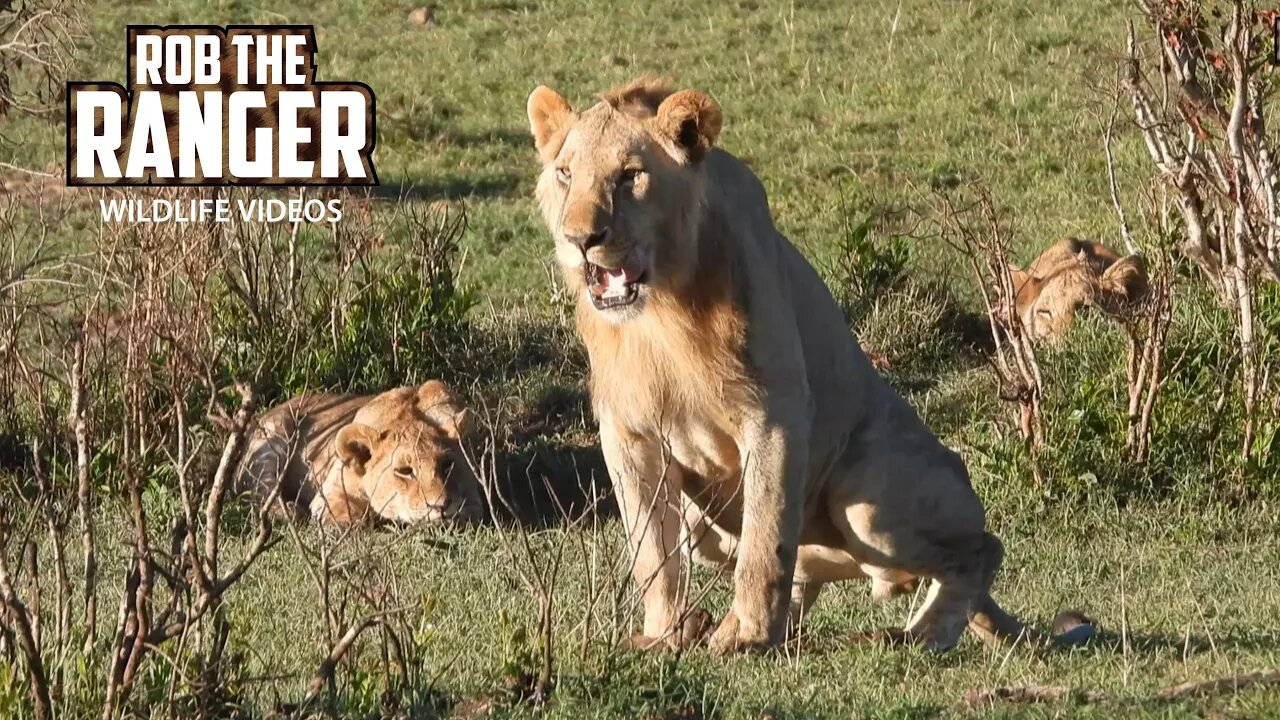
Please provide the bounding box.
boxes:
[653,90,722,162]
[335,423,379,476]
[1098,254,1149,309]
[448,408,474,441]
[417,381,471,440]
[416,379,452,405]
[527,86,574,163]
[1009,266,1031,293]
[1006,268,1038,327]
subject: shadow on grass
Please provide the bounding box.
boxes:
[936,301,996,357]
[1098,627,1280,656]
[447,318,613,528]
[490,439,613,528]
[870,282,996,439]
[488,384,615,528]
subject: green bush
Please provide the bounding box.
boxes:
[214,200,478,404]
[827,214,909,328]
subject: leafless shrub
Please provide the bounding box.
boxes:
[0,198,83,720]
[279,525,424,716]
[59,195,289,718]
[935,185,1047,483]
[1123,252,1178,462]
[0,177,546,717]
[0,169,498,720]
[453,396,715,713]
[0,0,83,115]
[468,413,576,707]
[1099,89,1181,463]
[1121,0,1278,456]
[0,0,85,178]
[0,504,53,719]
[0,189,347,718]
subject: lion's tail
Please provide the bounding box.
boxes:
[966,533,1097,648]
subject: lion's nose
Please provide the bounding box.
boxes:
[564,229,608,253]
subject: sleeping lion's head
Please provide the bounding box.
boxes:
[526,77,722,322]
[331,381,482,524]
[1011,238,1148,341]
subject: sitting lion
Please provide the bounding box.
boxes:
[1010,238,1148,341]
[238,381,483,526]
[526,77,1093,653]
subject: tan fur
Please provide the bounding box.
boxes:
[600,75,676,118]
[527,77,1092,654]
[1012,238,1149,340]
[237,381,482,526]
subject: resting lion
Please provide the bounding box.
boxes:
[1011,238,1148,341]
[237,381,483,526]
[526,77,1094,653]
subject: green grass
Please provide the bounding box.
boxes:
[3,0,1280,718]
[23,499,1279,719]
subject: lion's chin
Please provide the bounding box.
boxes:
[380,498,479,526]
[586,285,649,322]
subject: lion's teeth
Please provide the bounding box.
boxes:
[604,269,628,295]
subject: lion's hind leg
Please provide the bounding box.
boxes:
[239,434,309,521]
[829,449,990,651]
[965,533,1099,648]
[964,532,1031,647]
[870,572,920,602]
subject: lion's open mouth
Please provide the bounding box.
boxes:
[585,257,649,310]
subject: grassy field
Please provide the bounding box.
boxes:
[41,500,1280,719]
[3,0,1280,718]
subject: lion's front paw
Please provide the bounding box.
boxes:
[617,608,714,652]
[707,609,775,655]
[679,607,715,647]
[615,632,663,652]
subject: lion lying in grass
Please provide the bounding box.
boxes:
[526,77,1093,653]
[238,381,482,526]
[1011,238,1148,341]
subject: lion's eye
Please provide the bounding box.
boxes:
[619,168,642,188]
[555,167,571,186]
[1036,309,1053,318]
[394,466,415,479]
